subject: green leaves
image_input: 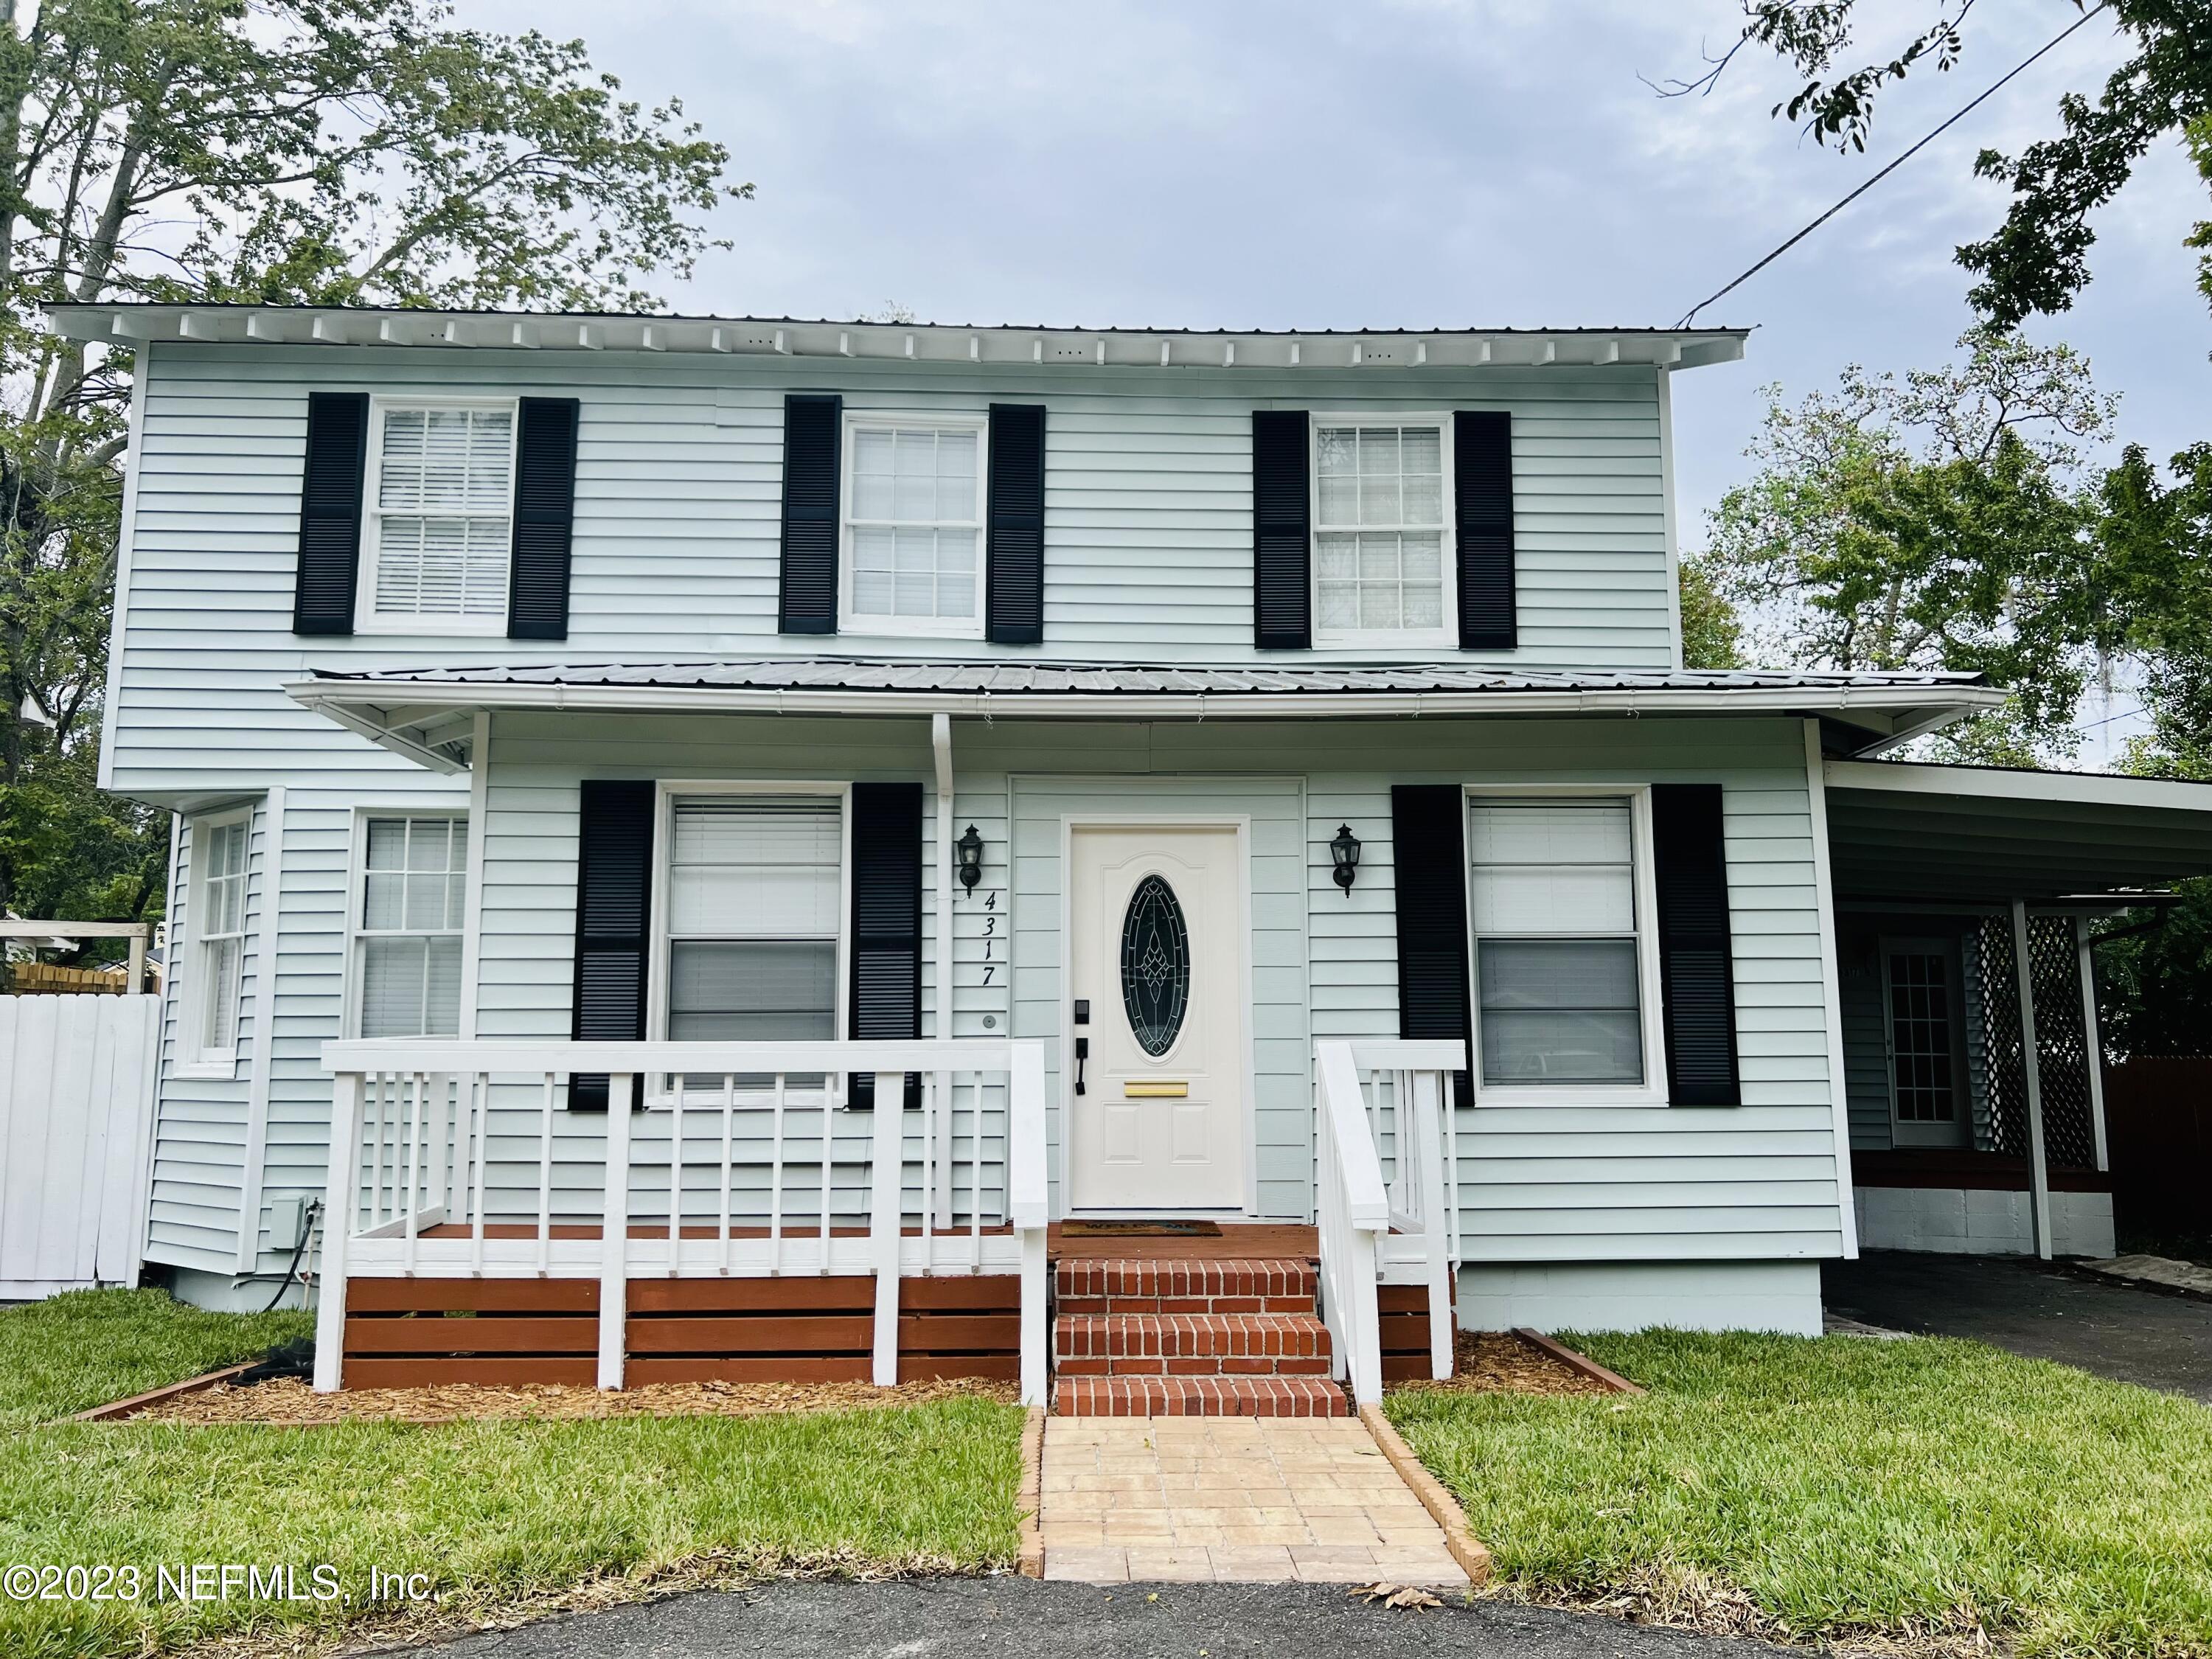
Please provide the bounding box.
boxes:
[1691,1,2212,325]
[1700,330,2117,762]
[0,0,745,921]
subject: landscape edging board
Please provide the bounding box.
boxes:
[1512,1328,1644,1394]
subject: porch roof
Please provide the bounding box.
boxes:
[285,658,2000,772]
[1823,759,2212,906]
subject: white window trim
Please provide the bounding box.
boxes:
[1880,933,1971,1149]
[176,806,252,1079]
[836,408,990,641]
[340,808,469,1040]
[1461,783,1670,1108]
[646,779,853,1106]
[1310,408,1458,651]
[353,394,521,636]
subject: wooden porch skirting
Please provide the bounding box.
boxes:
[1851,1150,2112,1194]
[341,1273,1020,1389]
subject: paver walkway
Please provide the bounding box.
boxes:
[1040,1414,1470,1585]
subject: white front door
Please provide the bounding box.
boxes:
[1066,824,1248,1211]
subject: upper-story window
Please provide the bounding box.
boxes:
[1312,415,1454,648]
[841,413,985,638]
[358,400,517,632]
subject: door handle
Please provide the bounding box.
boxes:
[1074,1037,1089,1096]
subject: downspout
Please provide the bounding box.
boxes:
[932,712,956,1229]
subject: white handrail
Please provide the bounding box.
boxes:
[1008,1042,1049,1406]
[1315,1041,1390,1405]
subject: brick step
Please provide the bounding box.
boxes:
[1053,1376,1349,1417]
[1054,1311,1332,1377]
[1054,1256,1318,1315]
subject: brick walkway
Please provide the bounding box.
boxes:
[1038,1415,1470,1585]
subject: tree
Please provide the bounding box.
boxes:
[1673,1,2212,324]
[1698,327,2118,762]
[2097,880,2212,1055]
[1677,555,1744,668]
[0,0,746,950]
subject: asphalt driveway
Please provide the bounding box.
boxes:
[1823,1251,2212,1402]
[415,1579,1778,1658]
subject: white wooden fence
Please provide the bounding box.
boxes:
[0,995,159,1298]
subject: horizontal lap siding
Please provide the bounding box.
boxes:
[1284,715,1844,1262]
[113,348,1673,799]
[474,713,994,1224]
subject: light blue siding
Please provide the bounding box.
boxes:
[109,343,1678,800]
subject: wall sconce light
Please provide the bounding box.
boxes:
[956,824,985,891]
[1329,824,1361,894]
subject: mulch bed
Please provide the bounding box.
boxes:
[125,1374,1018,1424]
[1391,1329,1618,1397]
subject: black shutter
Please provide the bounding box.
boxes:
[987,403,1046,644]
[848,782,923,1110]
[779,393,841,634]
[1651,784,1742,1106]
[292,392,369,635]
[1454,411,1517,650]
[507,397,581,640]
[1252,410,1311,650]
[1390,785,1473,1109]
[568,780,654,1112]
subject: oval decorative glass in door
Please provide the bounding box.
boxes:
[1119,874,1190,1057]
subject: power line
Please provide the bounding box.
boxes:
[1677,3,2110,328]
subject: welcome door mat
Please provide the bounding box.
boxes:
[1058,1220,1223,1238]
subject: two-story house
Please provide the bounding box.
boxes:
[56,303,2212,1411]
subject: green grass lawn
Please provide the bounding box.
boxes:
[0,1290,1023,1659]
[1388,1329,2212,1658]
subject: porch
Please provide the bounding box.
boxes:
[310,1037,1461,1411]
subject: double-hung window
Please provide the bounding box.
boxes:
[192,814,250,1067]
[662,794,844,1064]
[361,401,517,629]
[1312,417,1452,646]
[841,414,984,636]
[353,815,466,1039]
[1468,797,1647,1091]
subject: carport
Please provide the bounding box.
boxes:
[1818,758,2212,1259]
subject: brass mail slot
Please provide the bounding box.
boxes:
[1122,1080,1189,1099]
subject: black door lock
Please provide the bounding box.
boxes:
[1074,1036,1089,1096]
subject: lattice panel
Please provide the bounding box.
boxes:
[2028,917,2098,1171]
[1970,915,2098,1172]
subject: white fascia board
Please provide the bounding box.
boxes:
[290,678,2002,737]
[46,305,1754,374]
[1825,758,2212,814]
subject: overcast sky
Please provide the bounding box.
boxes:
[484,0,2208,543]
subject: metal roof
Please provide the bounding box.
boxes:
[1823,759,2212,903]
[44,304,1750,371]
[286,658,2000,773]
[309,659,1979,696]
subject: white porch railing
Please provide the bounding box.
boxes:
[311,1038,1049,1403]
[1313,1039,1464,1405]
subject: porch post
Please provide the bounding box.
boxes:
[2076,916,2111,1172]
[312,1071,363,1392]
[597,1077,633,1389]
[2009,902,2053,1259]
[870,1073,905,1386]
